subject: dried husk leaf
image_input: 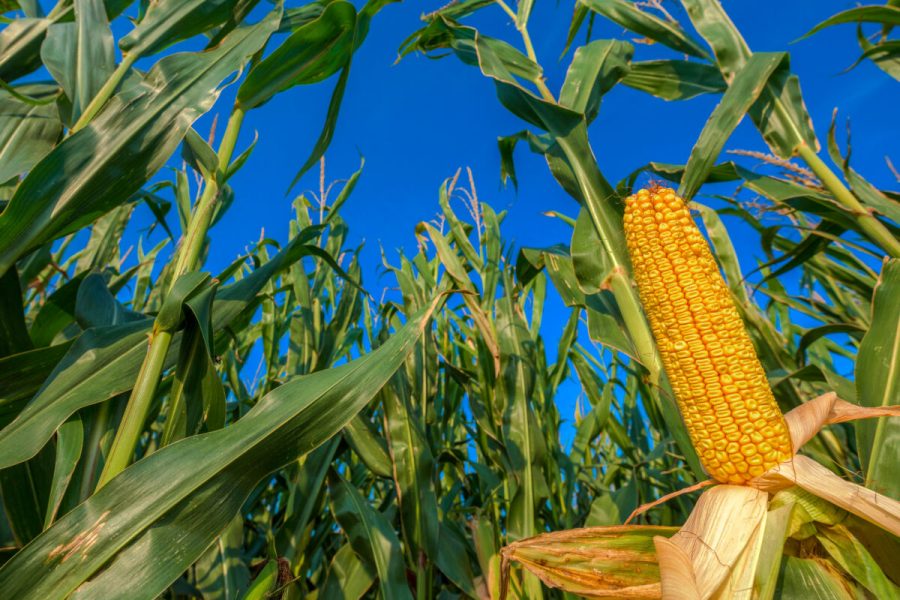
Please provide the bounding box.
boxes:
[783,392,900,453]
[752,455,900,537]
[501,525,677,598]
[654,486,768,600]
[654,537,700,600]
[712,504,766,600]
[502,392,900,600]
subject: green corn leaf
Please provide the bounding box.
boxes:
[0,342,73,428]
[497,289,547,556]
[205,0,265,48]
[0,9,279,276]
[277,438,340,568]
[815,524,900,598]
[800,5,900,40]
[0,267,31,357]
[0,302,437,599]
[0,84,62,182]
[679,52,787,201]
[559,38,632,123]
[328,471,415,600]
[0,229,327,470]
[856,259,899,499]
[0,445,54,545]
[855,33,900,80]
[579,0,710,58]
[28,272,85,348]
[119,0,244,57]
[0,16,59,83]
[621,60,726,101]
[753,499,794,600]
[74,203,135,274]
[182,127,219,181]
[434,522,479,597]
[286,63,351,191]
[240,560,278,600]
[237,1,356,110]
[383,371,440,559]
[193,515,251,600]
[343,414,392,478]
[776,556,858,599]
[681,0,819,157]
[74,272,144,330]
[160,284,226,446]
[315,542,376,600]
[570,207,613,295]
[40,0,114,123]
[42,416,83,528]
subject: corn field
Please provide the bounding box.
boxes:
[0,0,898,599]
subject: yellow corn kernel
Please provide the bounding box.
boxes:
[623,186,792,484]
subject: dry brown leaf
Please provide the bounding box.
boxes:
[783,392,900,453]
[711,503,766,600]
[753,455,900,536]
[654,537,701,600]
[662,486,768,599]
[502,391,900,600]
[501,526,676,599]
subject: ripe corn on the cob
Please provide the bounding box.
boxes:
[623,186,792,484]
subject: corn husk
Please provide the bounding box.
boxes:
[782,392,900,453]
[501,526,677,598]
[753,455,900,537]
[502,393,900,599]
[654,486,767,600]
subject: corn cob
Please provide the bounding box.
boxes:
[623,186,792,484]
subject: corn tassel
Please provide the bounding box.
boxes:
[623,186,791,484]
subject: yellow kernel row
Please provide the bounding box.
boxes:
[623,186,792,484]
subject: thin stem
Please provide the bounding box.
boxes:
[96,105,247,489]
[97,329,173,486]
[416,552,428,600]
[79,399,113,500]
[795,143,900,258]
[72,53,139,132]
[494,0,517,22]
[495,0,556,102]
[173,106,246,277]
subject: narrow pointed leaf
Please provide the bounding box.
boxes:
[579,0,709,58]
[236,1,356,110]
[329,471,414,600]
[621,60,726,101]
[679,53,786,201]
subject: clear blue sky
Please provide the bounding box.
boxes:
[105,1,895,419]
[169,0,895,288]
[180,1,898,281]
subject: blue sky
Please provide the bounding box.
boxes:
[182,0,895,292]
[184,1,898,284]
[165,0,900,276]
[64,1,899,424]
